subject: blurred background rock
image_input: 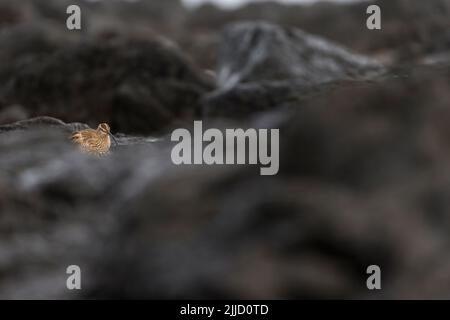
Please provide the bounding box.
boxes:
[0,0,450,299]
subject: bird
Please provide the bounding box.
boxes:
[71,123,118,155]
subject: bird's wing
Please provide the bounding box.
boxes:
[71,129,94,141]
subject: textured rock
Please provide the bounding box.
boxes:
[0,0,200,130]
[204,22,383,118]
[2,63,450,299]
[0,37,213,135]
[0,105,28,124]
[187,0,450,65]
[0,116,169,299]
[86,64,450,299]
[216,22,383,89]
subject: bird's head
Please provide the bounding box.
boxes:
[97,123,118,146]
[98,123,111,134]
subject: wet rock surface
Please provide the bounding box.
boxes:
[0,0,450,299]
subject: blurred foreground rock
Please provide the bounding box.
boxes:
[0,62,450,299]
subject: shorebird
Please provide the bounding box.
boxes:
[71,123,118,155]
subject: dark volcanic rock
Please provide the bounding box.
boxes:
[0,116,169,298]
[0,116,87,133]
[1,0,450,301]
[204,22,383,118]
[187,0,450,66]
[0,38,213,135]
[0,104,28,124]
[86,64,450,300]
[216,22,382,89]
[1,63,450,299]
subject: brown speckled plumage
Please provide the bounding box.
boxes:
[71,123,116,155]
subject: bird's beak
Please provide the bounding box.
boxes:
[110,133,119,146]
